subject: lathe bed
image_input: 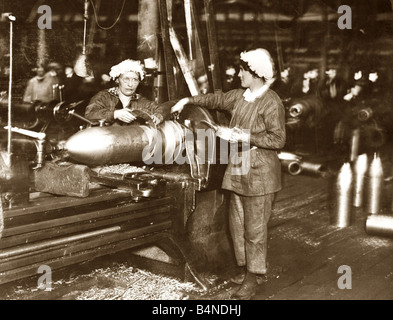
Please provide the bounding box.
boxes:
[0,185,176,285]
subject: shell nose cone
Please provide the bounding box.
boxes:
[64,127,113,165]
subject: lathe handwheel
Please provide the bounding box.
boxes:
[53,101,73,123]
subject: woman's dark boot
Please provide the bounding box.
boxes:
[231,271,258,300]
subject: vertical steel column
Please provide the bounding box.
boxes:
[203,0,222,92]
[7,14,16,157]
[157,0,177,100]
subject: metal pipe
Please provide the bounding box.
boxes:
[0,226,121,259]
[366,215,393,238]
[331,162,353,228]
[68,109,97,125]
[4,126,46,140]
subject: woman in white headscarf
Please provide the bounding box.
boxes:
[171,48,286,300]
[85,59,168,125]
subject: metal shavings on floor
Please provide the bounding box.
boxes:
[70,265,205,300]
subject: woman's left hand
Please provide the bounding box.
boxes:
[230,127,250,143]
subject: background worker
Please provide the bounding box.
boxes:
[23,63,60,103]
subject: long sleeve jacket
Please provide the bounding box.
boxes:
[84,87,170,124]
[189,88,286,196]
[23,74,59,103]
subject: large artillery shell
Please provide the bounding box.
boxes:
[63,122,185,166]
[64,125,151,165]
[331,163,353,228]
[352,153,368,207]
[63,105,216,167]
[366,215,393,238]
[365,155,384,215]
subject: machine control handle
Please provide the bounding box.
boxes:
[4,126,46,140]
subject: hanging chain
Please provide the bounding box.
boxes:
[90,0,126,30]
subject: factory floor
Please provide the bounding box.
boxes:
[1,155,393,300]
[189,161,393,300]
[253,170,393,300]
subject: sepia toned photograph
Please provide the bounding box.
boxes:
[0,0,393,305]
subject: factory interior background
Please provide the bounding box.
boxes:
[1,0,393,301]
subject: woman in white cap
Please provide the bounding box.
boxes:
[171,48,286,300]
[85,59,168,125]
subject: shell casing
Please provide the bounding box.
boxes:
[299,161,326,176]
[357,107,374,122]
[331,163,353,228]
[349,128,360,162]
[280,159,302,175]
[366,215,393,238]
[365,156,384,215]
[352,153,368,207]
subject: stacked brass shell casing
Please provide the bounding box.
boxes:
[352,154,368,208]
[365,155,384,215]
[331,163,353,228]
